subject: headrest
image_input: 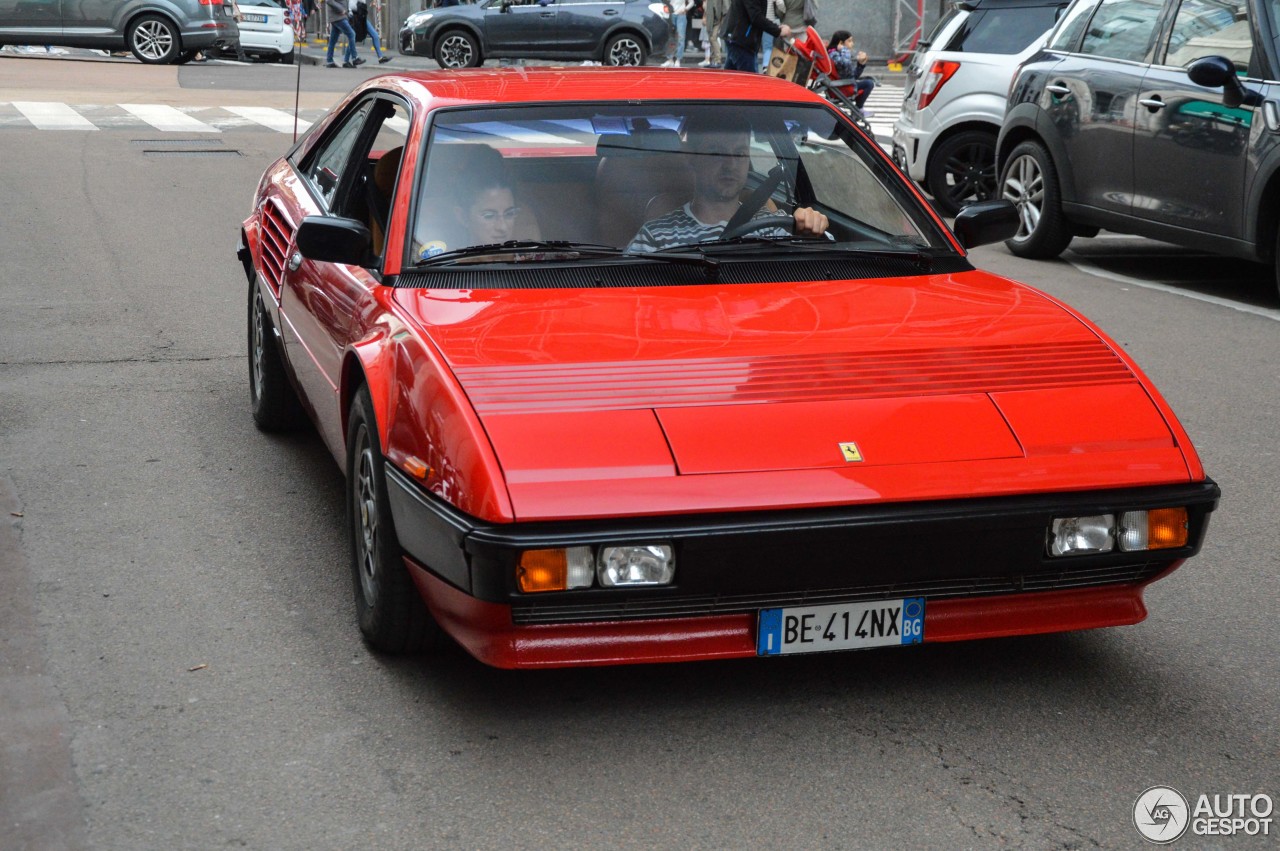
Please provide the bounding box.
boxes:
[374,146,403,195]
[596,127,684,157]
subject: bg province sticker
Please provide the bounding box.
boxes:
[1134,786,1274,843]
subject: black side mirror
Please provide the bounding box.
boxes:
[952,199,1019,249]
[295,215,374,266]
[1187,55,1262,109]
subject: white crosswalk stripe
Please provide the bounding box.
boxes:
[11,101,98,131]
[860,83,905,148]
[121,104,220,133]
[0,102,332,132]
[222,106,312,134]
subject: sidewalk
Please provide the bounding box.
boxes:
[292,36,906,86]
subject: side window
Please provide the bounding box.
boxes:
[304,100,374,208]
[1164,0,1251,73]
[1049,0,1102,50]
[944,6,1063,54]
[1079,0,1163,62]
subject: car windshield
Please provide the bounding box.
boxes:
[407,102,947,267]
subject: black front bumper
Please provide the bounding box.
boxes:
[385,465,1219,625]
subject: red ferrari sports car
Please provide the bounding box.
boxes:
[237,68,1218,669]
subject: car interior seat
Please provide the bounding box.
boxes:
[368,146,403,255]
[593,125,693,247]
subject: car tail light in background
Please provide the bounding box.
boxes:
[1047,509,1189,556]
[917,60,961,109]
[198,0,221,5]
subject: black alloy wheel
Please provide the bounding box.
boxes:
[248,277,306,432]
[128,14,181,64]
[926,129,998,217]
[346,386,443,654]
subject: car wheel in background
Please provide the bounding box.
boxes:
[926,129,998,217]
[603,33,646,66]
[128,14,181,64]
[434,29,480,69]
[248,279,306,432]
[277,50,294,64]
[174,49,198,64]
[1000,140,1073,259]
[346,386,444,654]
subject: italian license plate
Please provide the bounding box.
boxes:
[244,13,267,22]
[757,597,924,656]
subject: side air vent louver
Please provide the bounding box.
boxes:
[258,202,295,294]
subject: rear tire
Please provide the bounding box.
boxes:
[128,14,181,64]
[926,129,998,217]
[248,278,306,432]
[278,50,295,64]
[603,32,646,66]
[1000,140,1073,259]
[347,386,443,654]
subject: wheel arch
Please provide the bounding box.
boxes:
[124,7,182,41]
[927,120,999,169]
[601,25,652,57]
[1246,155,1280,263]
[428,22,485,58]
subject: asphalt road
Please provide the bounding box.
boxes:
[1,54,1277,850]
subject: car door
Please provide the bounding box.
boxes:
[1133,0,1258,236]
[283,96,410,451]
[557,0,619,53]
[1041,0,1166,216]
[482,0,556,54]
[0,0,61,38]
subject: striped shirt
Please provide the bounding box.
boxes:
[627,203,789,253]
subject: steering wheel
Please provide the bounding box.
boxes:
[720,213,796,241]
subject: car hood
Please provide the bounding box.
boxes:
[394,271,1195,520]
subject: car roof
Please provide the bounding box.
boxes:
[354,67,832,109]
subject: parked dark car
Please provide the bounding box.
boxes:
[999,0,1280,299]
[0,0,239,64]
[398,0,669,68]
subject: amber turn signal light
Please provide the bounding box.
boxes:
[1118,508,1188,551]
[516,547,594,593]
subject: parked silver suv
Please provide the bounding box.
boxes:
[0,0,240,64]
[892,0,1068,216]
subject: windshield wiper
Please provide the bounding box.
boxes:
[682,238,941,270]
[411,240,719,274]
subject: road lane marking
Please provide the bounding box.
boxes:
[120,104,219,133]
[11,101,97,131]
[1064,250,1280,322]
[223,106,311,134]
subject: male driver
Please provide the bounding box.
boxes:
[627,118,828,253]
[721,0,790,72]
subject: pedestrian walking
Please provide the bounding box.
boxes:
[662,0,692,66]
[350,0,392,63]
[721,0,790,73]
[700,0,727,66]
[324,0,362,67]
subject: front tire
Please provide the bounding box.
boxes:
[128,14,181,64]
[347,386,443,654]
[434,29,481,68]
[603,32,646,66]
[926,129,997,217]
[1000,140,1073,259]
[248,278,306,432]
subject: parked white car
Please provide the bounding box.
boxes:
[236,0,295,62]
[891,0,1067,216]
